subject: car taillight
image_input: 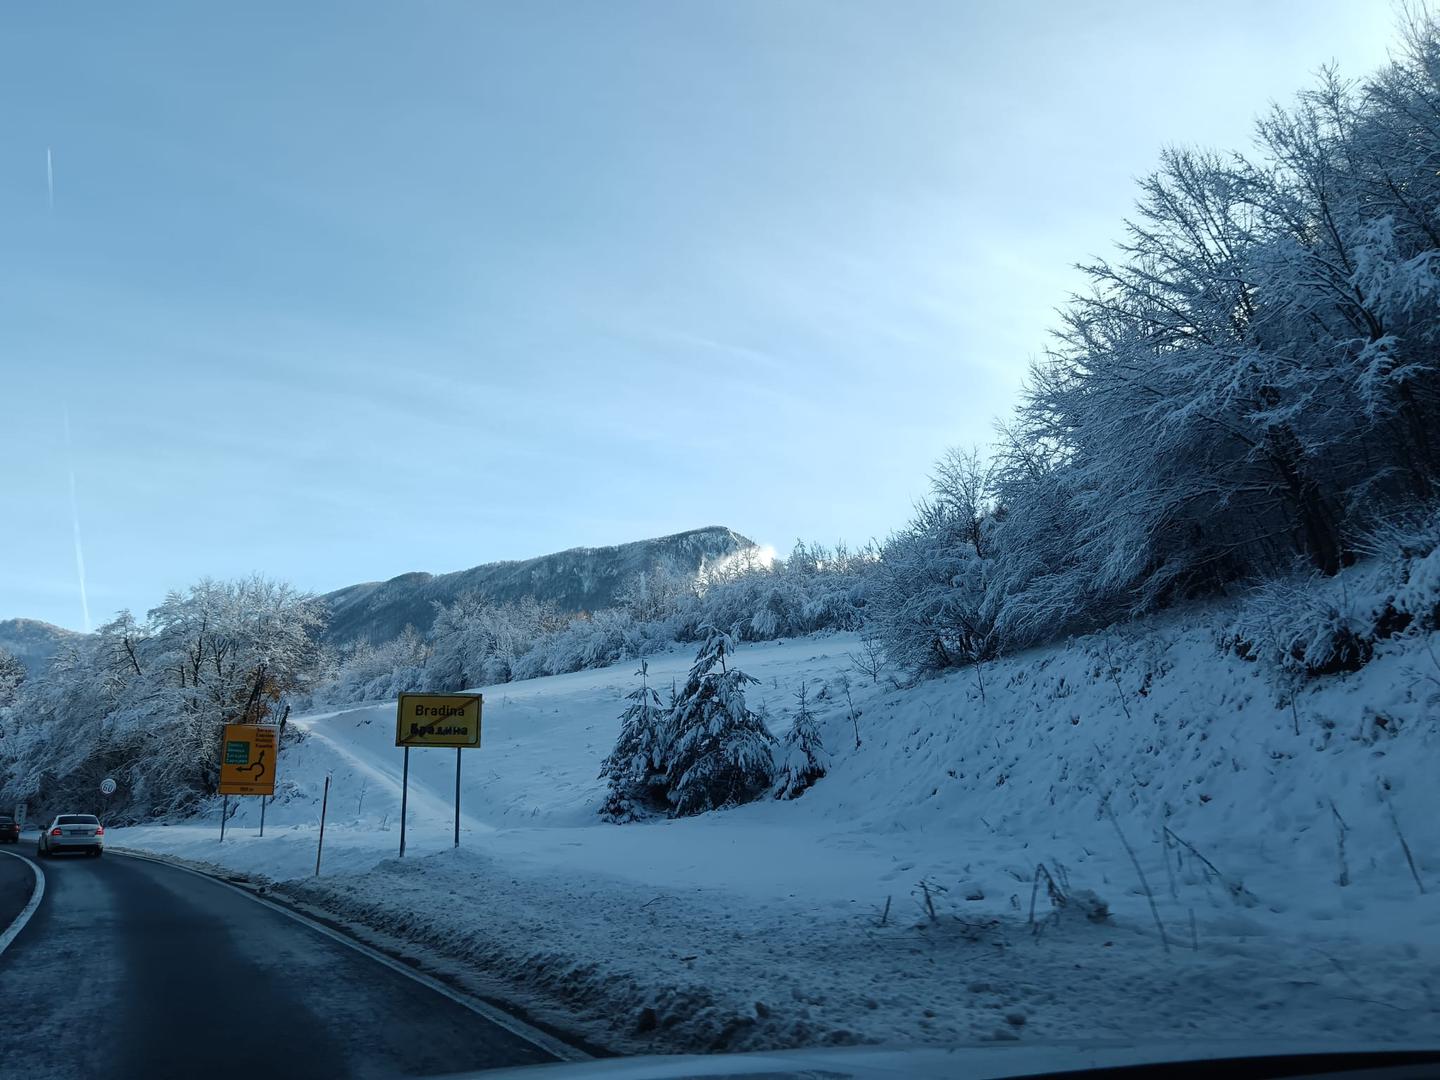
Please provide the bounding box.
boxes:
[50,827,61,836]
[95,826,104,836]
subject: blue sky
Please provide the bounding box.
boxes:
[0,2,1396,632]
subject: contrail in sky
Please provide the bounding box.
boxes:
[52,156,87,630]
[62,408,91,633]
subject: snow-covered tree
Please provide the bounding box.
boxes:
[615,561,696,623]
[962,24,1440,651]
[774,681,828,799]
[598,660,667,821]
[0,647,25,766]
[0,576,324,821]
[871,454,995,673]
[0,648,25,708]
[660,627,775,816]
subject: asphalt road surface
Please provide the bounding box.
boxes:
[0,848,560,1080]
[0,847,33,931]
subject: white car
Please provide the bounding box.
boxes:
[36,814,104,857]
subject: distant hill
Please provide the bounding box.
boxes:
[319,526,755,646]
[0,618,83,676]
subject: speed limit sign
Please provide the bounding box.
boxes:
[100,778,117,795]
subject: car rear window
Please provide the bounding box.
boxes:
[0,817,13,824]
[56,815,98,825]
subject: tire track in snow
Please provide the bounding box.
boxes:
[292,713,497,835]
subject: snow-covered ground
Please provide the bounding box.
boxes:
[114,612,1440,1054]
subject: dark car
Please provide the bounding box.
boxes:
[0,815,19,844]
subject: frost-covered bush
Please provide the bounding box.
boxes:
[1231,578,1379,677]
[1361,511,1440,631]
[1228,506,1440,679]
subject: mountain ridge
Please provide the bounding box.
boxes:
[0,618,83,676]
[319,525,755,646]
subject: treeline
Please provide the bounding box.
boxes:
[870,18,1440,675]
[310,542,875,705]
[0,579,322,822]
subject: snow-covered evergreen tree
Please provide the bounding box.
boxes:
[774,681,828,799]
[598,660,666,822]
[660,627,775,816]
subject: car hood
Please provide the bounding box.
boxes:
[448,1040,1440,1080]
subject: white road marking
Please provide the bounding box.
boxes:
[112,849,588,1062]
[0,848,45,957]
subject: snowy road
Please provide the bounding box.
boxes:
[0,851,563,1079]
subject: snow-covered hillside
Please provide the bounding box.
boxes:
[115,584,1440,1054]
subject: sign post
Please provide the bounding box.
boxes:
[217,723,279,841]
[99,777,116,825]
[399,746,410,858]
[394,693,482,856]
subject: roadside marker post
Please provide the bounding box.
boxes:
[315,774,330,876]
[394,693,482,857]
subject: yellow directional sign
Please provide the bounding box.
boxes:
[396,694,482,748]
[218,724,278,796]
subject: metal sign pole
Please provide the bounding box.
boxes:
[399,746,410,858]
[315,775,330,876]
[454,748,461,848]
[259,795,267,837]
[220,794,229,842]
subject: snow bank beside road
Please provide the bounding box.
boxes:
[116,607,1440,1053]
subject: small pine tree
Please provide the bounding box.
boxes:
[775,681,828,799]
[598,660,666,822]
[661,627,775,817]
